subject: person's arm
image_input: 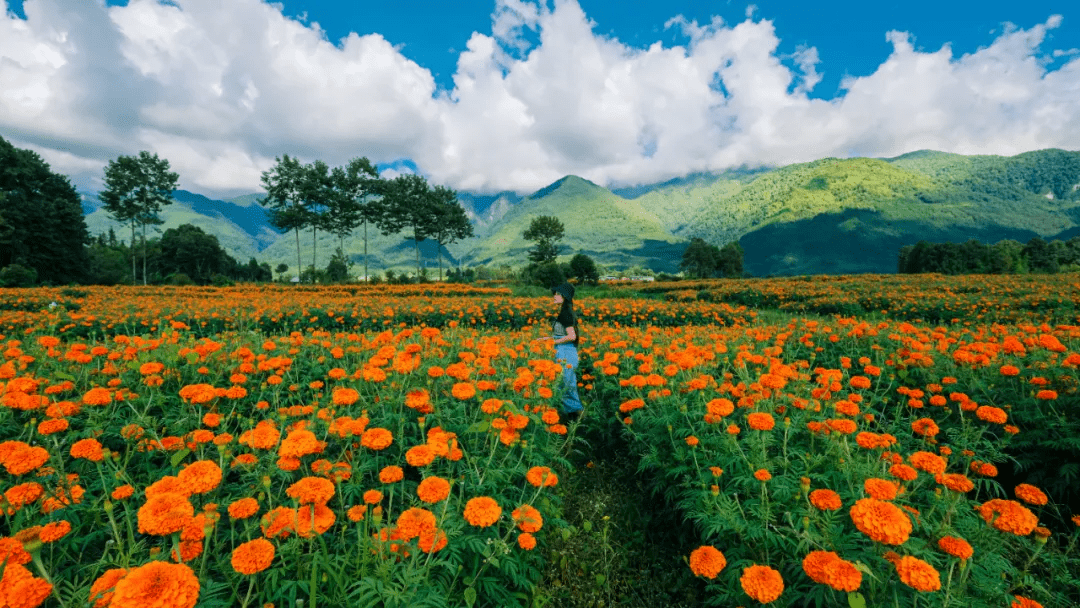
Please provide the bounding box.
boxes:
[554,325,576,344]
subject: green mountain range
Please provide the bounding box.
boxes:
[79,148,1080,277]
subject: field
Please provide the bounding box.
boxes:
[0,276,1078,608]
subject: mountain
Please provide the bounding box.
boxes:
[77,149,1080,277]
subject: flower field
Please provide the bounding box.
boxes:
[1,277,1079,607]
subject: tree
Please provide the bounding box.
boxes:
[329,157,381,281]
[523,216,565,265]
[377,174,438,279]
[301,160,334,274]
[426,185,473,281]
[262,155,312,282]
[568,253,599,285]
[1023,237,1059,273]
[681,238,721,278]
[716,242,744,278]
[100,151,178,285]
[326,248,351,283]
[0,135,91,284]
[275,263,289,282]
[158,224,226,284]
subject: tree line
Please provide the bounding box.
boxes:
[898,237,1080,275]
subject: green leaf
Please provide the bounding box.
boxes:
[582,520,592,532]
[52,371,75,381]
[594,574,606,586]
[463,587,477,607]
[185,351,200,364]
[170,448,191,468]
[847,592,867,608]
[465,421,489,434]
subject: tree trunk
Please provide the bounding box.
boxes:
[130,222,136,285]
[294,227,301,283]
[438,239,444,282]
[414,236,420,280]
[141,222,147,285]
[363,221,368,283]
[312,227,317,282]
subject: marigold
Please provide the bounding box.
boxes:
[40,520,71,542]
[36,418,69,435]
[89,567,128,608]
[527,466,558,487]
[1012,595,1045,608]
[889,464,919,482]
[1014,483,1049,506]
[417,477,451,504]
[975,405,1008,424]
[112,485,135,501]
[361,428,394,451]
[81,387,112,406]
[517,532,537,550]
[754,468,772,482]
[286,476,335,505]
[512,504,543,533]
[463,496,501,527]
[452,382,476,400]
[1035,390,1057,400]
[4,482,44,510]
[347,505,367,522]
[911,418,939,437]
[826,418,857,434]
[802,551,862,592]
[747,412,775,431]
[978,499,1038,536]
[228,497,259,520]
[331,387,360,406]
[864,478,899,501]
[895,555,941,592]
[3,444,50,476]
[909,451,947,475]
[177,460,222,495]
[109,561,199,608]
[706,398,735,418]
[740,564,784,603]
[137,492,195,536]
[396,507,437,541]
[0,563,53,608]
[937,536,974,560]
[688,545,726,579]
[279,429,322,459]
[406,444,436,467]
[936,473,974,494]
[849,498,912,545]
[379,466,404,484]
[809,489,842,511]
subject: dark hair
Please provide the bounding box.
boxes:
[551,282,575,301]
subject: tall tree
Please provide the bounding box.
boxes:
[426,185,473,281]
[157,224,226,284]
[680,237,720,278]
[100,151,178,285]
[301,160,334,275]
[522,216,565,265]
[261,155,311,282]
[0,136,91,284]
[377,174,438,279]
[330,157,381,281]
[716,241,744,277]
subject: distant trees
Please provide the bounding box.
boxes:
[898,237,1080,274]
[681,238,744,278]
[0,135,91,285]
[523,216,565,265]
[100,151,179,285]
[568,253,599,285]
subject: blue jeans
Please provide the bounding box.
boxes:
[555,343,583,413]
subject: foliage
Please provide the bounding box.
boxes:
[100,150,179,285]
[681,238,721,279]
[900,237,1080,275]
[524,261,566,289]
[522,216,565,265]
[0,262,37,287]
[0,135,91,284]
[568,254,599,286]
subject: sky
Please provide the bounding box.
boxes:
[1,0,1078,198]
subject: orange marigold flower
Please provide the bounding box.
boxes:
[406,444,436,467]
[363,489,384,504]
[1035,390,1057,400]
[89,567,128,608]
[347,505,367,522]
[36,418,69,436]
[689,545,727,579]
[977,499,1038,536]
[889,464,919,482]
[864,478,899,501]
[909,451,946,475]
[747,412,775,431]
[177,460,222,495]
[527,466,558,488]
[228,497,259,520]
[81,387,112,406]
[379,466,404,484]
[451,382,476,400]
[39,520,71,542]
[109,561,199,608]
[937,536,973,560]
[740,564,784,603]
[975,406,1008,425]
[849,498,912,545]
[396,507,437,542]
[999,364,1020,376]
[826,418,857,434]
[4,482,44,510]
[685,435,699,447]
[3,444,50,475]
[802,551,861,592]
[260,506,296,539]
[286,476,335,505]
[517,532,537,550]
[512,504,543,533]
[231,538,275,575]
[911,418,939,437]
[809,489,842,511]
[856,432,896,450]
[1012,595,1045,608]
[463,496,502,527]
[0,563,52,608]
[111,485,135,501]
[1014,483,1049,506]
[417,477,451,504]
[895,555,941,592]
[936,473,974,493]
[138,492,195,536]
[361,428,393,451]
[331,387,360,406]
[754,468,772,482]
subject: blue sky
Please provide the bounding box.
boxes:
[1,0,1078,196]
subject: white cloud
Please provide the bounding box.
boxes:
[1,0,1077,197]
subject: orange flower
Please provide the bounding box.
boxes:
[849,498,912,545]
[379,466,404,484]
[2,443,50,475]
[40,520,71,542]
[1035,390,1057,400]
[809,489,842,511]
[517,532,537,550]
[361,428,394,451]
[895,555,941,592]
[111,485,135,501]
[279,429,322,458]
[396,507,437,541]
[802,551,861,592]
[706,398,734,418]
[81,387,112,406]
[936,473,974,493]
[0,563,52,608]
[740,564,784,603]
[685,435,699,447]
[512,504,544,533]
[978,499,1038,535]
[1012,595,1045,608]
[417,477,451,504]
[36,418,69,435]
[137,492,195,536]
[228,497,259,520]
[331,387,360,406]
[463,496,501,527]
[108,561,199,608]
[975,406,1007,424]
[689,545,726,579]
[909,451,946,475]
[177,460,222,495]
[286,477,335,505]
[89,568,128,608]
[347,505,368,522]
[888,464,918,482]
[911,418,939,437]
[4,482,44,510]
[753,469,772,482]
[1014,483,1049,506]
[231,538,275,575]
[937,536,973,560]
[406,444,436,467]
[826,418,857,434]
[747,412,775,431]
[527,466,558,488]
[451,382,476,400]
[864,478,899,501]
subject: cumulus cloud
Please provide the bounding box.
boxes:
[0,0,1077,197]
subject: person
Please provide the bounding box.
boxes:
[542,282,583,421]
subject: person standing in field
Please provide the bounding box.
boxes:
[537,283,584,421]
